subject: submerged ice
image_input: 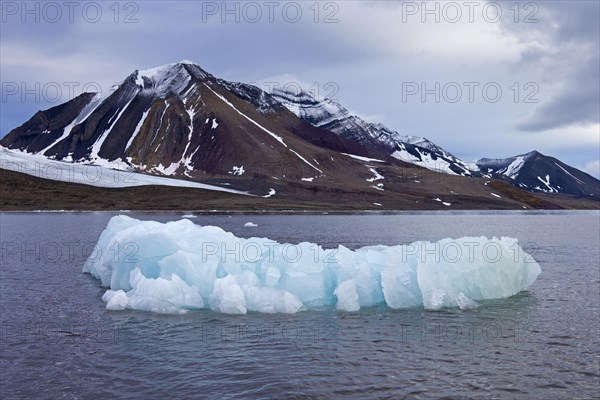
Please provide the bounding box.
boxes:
[83,216,541,314]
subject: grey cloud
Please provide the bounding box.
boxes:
[1,0,598,169]
[502,1,600,132]
[517,55,599,131]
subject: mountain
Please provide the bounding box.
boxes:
[1,61,393,193]
[270,87,599,197]
[476,151,600,197]
[270,87,475,176]
[1,61,598,208]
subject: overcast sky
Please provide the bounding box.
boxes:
[1,0,598,177]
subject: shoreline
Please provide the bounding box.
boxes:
[2,167,598,212]
[2,209,599,215]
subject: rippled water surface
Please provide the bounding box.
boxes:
[1,211,599,399]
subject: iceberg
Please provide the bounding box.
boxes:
[83,216,541,314]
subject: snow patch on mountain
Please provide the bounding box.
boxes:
[204,83,287,147]
[38,93,107,156]
[366,167,384,182]
[263,188,276,198]
[392,146,468,176]
[126,109,151,152]
[290,149,322,174]
[342,153,385,163]
[0,147,248,194]
[536,175,558,193]
[476,153,533,180]
[90,93,138,161]
[554,162,584,184]
[230,166,245,176]
[136,63,192,97]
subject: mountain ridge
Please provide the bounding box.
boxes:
[1,61,598,204]
[269,83,599,197]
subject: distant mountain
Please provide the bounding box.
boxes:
[476,151,600,197]
[1,61,598,204]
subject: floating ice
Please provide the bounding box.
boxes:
[83,216,541,314]
[244,222,258,227]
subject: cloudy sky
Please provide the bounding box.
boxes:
[1,1,598,176]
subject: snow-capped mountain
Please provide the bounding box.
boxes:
[1,63,343,177]
[0,61,399,197]
[476,151,600,197]
[270,86,474,176]
[1,60,598,201]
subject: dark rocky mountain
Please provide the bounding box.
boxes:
[476,151,600,197]
[1,61,598,206]
[1,62,392,188]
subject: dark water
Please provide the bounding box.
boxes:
[1,211,599,399]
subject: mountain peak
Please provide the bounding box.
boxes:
[523,150,541,158]
[131,61,211,97]
[136,60,204,75]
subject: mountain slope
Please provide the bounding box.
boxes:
[270,86,475,176]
